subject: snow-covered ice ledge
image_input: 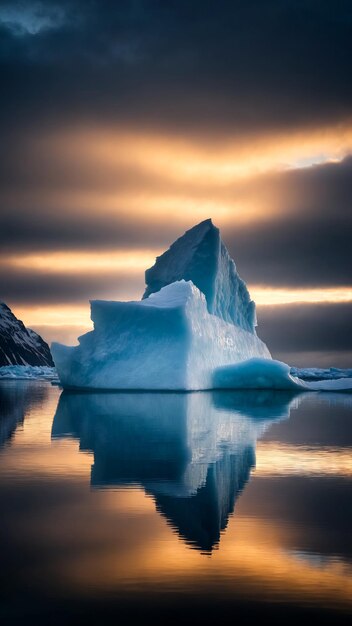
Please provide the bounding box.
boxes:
[0,365,57,381]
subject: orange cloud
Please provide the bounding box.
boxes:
[44,122,352,184]
[3,250,161,274]
[5,120,351,228]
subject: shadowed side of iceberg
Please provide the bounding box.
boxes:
[143,218,257,333]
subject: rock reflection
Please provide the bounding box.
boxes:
[0,381,48,448]
[52,390,298,551]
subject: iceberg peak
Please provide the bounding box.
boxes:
[143,219,256,333]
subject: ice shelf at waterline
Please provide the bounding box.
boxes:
[52,219,271,390]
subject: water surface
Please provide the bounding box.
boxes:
[0,381,351,624]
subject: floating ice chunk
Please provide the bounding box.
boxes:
[304,377,352,392]
[214,358,352,392]
[0,365,57,380]
[52,280,270,390]
[291,366,352,381]
[213,358,301,390]
[143,218,257,333]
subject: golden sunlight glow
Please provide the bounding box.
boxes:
[14,304,92,328]
[45,122,352,184]
[3,249,161,274]
[251,286,352,305]
[0,189,270,226]
[67,514,352,611]
[256,442,352,478]
[3,120,351,237]
[1,121,351,265]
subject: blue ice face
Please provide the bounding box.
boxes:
[143,218,257,333]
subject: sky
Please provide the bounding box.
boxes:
[0,0,351,367]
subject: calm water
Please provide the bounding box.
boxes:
[0,381,352,625]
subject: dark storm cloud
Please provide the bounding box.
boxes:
[0,0,352,134]
[225,157,352,286]
[0,267,144,304]
[0,210,181,252]
[0,1,68,36]
[257,302,352,354]
[229,217,352,287]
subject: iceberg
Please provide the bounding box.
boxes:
[51,219,352,391]
[52,219,271,390]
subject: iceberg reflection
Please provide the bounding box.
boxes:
[52,390,298,551]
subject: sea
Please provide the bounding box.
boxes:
[0,379,351,625]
